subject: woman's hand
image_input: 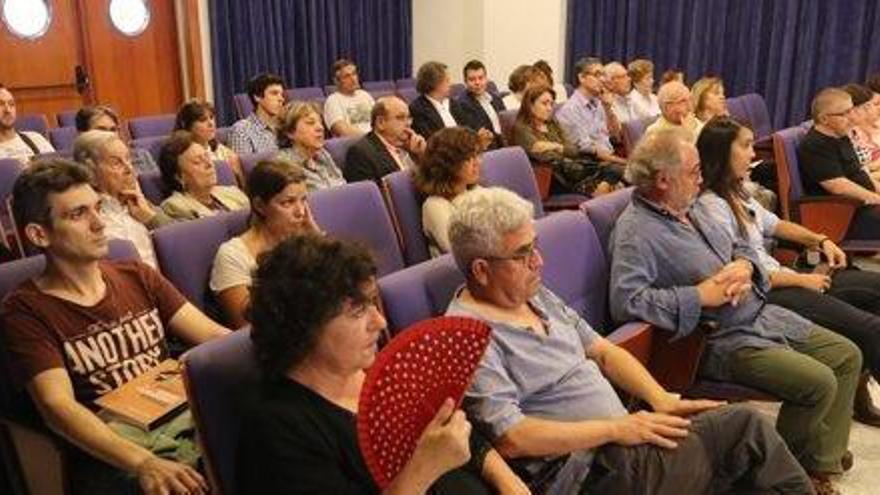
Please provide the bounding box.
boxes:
[795,273,832,293]
[410,398,472,479]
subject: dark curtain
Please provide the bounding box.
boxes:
[566,0,880,128]
[210,0,412,125]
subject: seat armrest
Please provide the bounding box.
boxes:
[532,162,553,200]
[794,195,861,244]
[0,418,67,495]
[606,322,707,394]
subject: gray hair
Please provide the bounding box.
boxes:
[603,62,627,83]
[449,187,534,275]
[72,130,122,172]
[625,128,691,189]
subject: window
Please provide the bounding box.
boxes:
[109,0,150,37]
[1,0,52,40]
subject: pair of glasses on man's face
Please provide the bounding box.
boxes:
[484,238,540,265]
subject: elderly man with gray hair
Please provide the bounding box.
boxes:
[444,186,812,494]
[72,130,173,267]
[644,80,704,142]
[610,128,861,494]
[603,61,636,123]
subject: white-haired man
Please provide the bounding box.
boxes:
[610,128,861,494]
[644,81,703,142]
[445,186,812,494]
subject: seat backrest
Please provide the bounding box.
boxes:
[132,135,168,161]
[381,170,430,266]
[580,187,635,252]
[239,151,275,180]
[182,328,261,495]
[378,254,462,334]
[736,93,773,139]
[450,83,467,100]
[396,87,419,104]
[367,89,396,100]
[128,114,176,139]
[772,126,807,221]
[15,114,49,137]
[622,115,658,155]
[0,158,22,211]
[137,170,166,204]
[287,87,325,103]
[322,85,336,96]
[498,109,518,143]
[363,80,396,92]
[216,126,231,145]
[214,160,237,186]
[56,110,78,128]
[152,210,249,311]
[48,126,78,152]
[534,210,611,329]
[486,80,499,95]
[480,146,545,217]
[324,136,360,173]
[309,181,404,276]
[233,93,254,119]
[395,78,416,89]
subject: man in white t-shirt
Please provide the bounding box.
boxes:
[0,84,55,165]
[323,59,375,137]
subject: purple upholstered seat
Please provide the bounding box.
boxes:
[152,210,249,311]
[395,78,416,89]
[579,187,634,252]
[324,136,360,173]
[216,126,231,145]
[15,113,49,137]
[56,110,78,128]
[730,93,773,140]
[287,86,325,103]
[480,146,545,217]
[622,115,658,155]
[132,135,167,162]
[396,87,419,104]
[450,83,467,100]
[182,328,260,495]
[232,93,253,119]
[128,114,176,140]
[309,181,404,277]
[382,170,430,266]
[239,151,274,180]
[363,80,396,93]
[378,253,462,334]
[48,126,78,152]
[137,160,237,207]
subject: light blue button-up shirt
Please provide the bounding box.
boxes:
[555,89,614,155]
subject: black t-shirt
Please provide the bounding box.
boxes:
[798,127,875,196]
[237,378,490,495]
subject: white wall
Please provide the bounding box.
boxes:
[412,0,568,87]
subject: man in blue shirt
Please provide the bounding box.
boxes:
[609,128,861,494]
[445,186,812,494]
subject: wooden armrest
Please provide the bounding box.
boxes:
[606,322,707,394]
[0,418,67,495]
[532,162,553,200]
[794,196,861,244]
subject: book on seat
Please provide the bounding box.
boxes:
[95,359,187,431]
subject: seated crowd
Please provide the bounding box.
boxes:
[2,56,880,495]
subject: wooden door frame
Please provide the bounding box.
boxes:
[179,0,206,100]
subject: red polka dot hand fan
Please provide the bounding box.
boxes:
[357,316,492,489]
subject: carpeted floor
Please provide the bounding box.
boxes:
[748,378,880,494]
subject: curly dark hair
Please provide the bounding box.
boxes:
[158,130,199,192]
[249,235,378,379]
[413,127,480,199]
[246,72,285,107]
[174,100,220,151]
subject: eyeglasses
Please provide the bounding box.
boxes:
[103,155,132,171]
[485,238,540,265]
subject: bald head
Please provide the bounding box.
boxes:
[811,87,851,121]
[658,81,692,124]
[372,95,413,146]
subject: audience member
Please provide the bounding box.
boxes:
[532,59,568,103]
[502,65,536,111]
[158,130,249,220]
[603,62,636,123]
[660,68,686,86]
[210,159,320,328]
[841,83,880,179]
[72,130,172,268]
[644,81,703,141]
[75,105,157,173]
[0,84,55,165]
[323,58,375,137]
[343,96,426,183]
[556,57,626,165]
[229,72,285,155]
[414,127,481,257]
[238,234,528,494]
[867,72,880,94]
[174,100,244,185]
[609,128,860,494]
[699,116,880,427]
[512,85,622,196]
[627,59,661,120]
[275,101,345,191]
[457,60,505,150]
[691,76,729,124]
[444,186,812,494]
[410,61,469,140]
[798,87,880,240]
[1,159,230,495]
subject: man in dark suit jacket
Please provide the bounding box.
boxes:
[408,61,472,140]
[456,60,506,150]
[344,96,427,184]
